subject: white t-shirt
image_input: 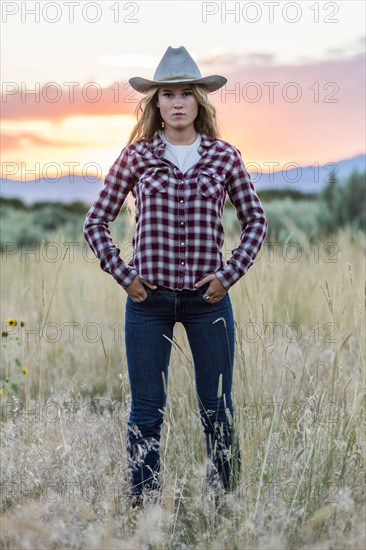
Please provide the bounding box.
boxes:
[159,130,201,175]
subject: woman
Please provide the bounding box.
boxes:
[83,46,268,507]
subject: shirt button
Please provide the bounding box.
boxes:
[181,180,184,184]
[181,261,185,265]
[180,199,184,203]
[181,242,185,246]
[180,221,184,225]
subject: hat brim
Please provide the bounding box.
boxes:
[128,75,227,94]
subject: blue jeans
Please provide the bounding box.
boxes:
[124,283,241,494]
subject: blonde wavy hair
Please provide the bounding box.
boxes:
[127,84,221,144]
[124,84,221,224]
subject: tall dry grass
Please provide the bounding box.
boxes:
[0,227,365,549]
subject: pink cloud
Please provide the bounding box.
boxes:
[210,51,365,164]
[1,82,137,121]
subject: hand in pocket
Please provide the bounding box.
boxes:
[125,276,157,302]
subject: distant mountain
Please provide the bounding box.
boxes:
[251,153,365,193]
[0,175,104,205]
[1,154,364,204]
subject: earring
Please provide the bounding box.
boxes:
[161,121,165,128]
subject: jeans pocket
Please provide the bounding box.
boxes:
[129,284,151,304]
[140,284,152,303]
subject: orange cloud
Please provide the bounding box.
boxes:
[1,133,83,149]
[1,51,365,169]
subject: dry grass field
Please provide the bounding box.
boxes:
[1,228,365,549]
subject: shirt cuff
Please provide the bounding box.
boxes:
[215,256,253,289]
[215,265,241,290]
[111,263,138,288]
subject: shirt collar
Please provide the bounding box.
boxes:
[148,129,216,159]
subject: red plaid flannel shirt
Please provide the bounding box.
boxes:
[83,130,268,290]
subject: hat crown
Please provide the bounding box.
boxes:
[153,46,202,82]
[128,45,227,94]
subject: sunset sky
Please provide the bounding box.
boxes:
[1,0,365,180]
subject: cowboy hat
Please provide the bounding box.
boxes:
[128,46,227,94]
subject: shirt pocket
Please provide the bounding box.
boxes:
[197,168,226,199]
[139,167,169,195]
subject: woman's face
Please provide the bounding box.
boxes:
[156,84,199,132]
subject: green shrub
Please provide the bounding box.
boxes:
[317,169,366,235]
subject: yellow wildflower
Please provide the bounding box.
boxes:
[22,367,29,376]
[6,318,17,326]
